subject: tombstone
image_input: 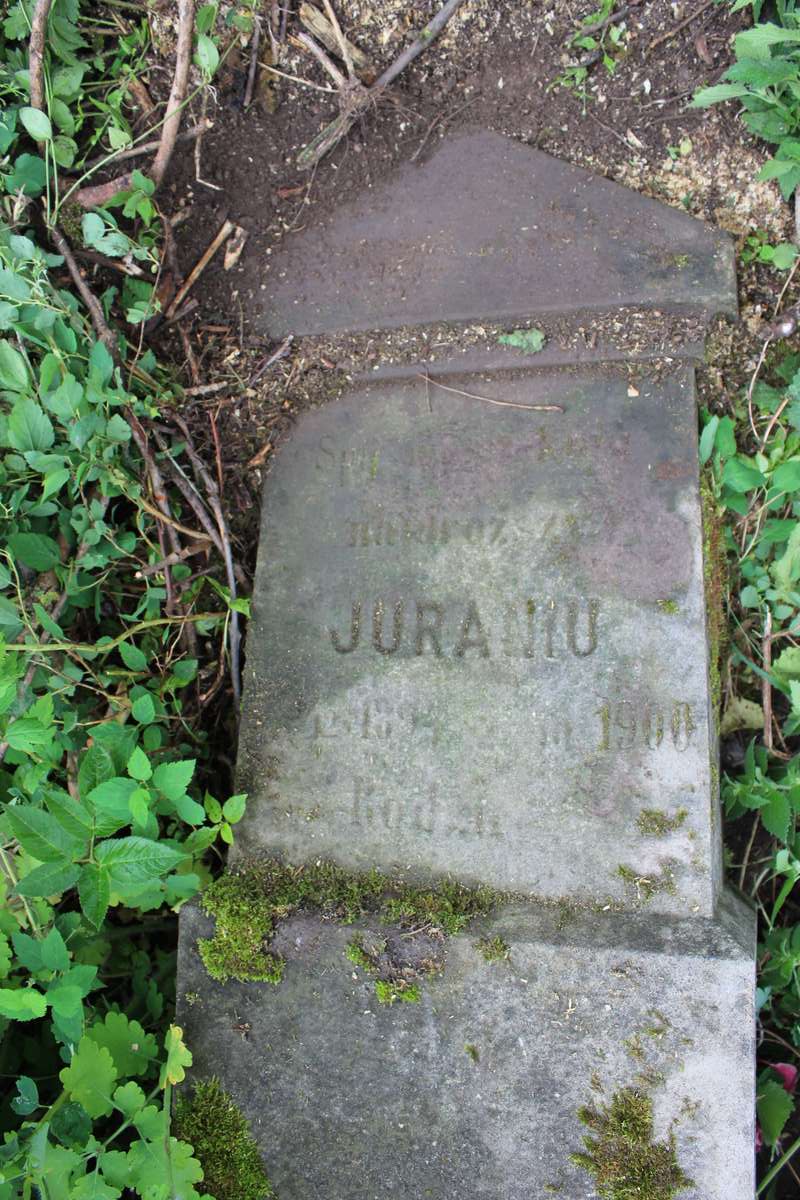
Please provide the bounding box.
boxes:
[177,133,755,1199]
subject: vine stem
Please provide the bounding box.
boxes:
[757,1134,800,1195]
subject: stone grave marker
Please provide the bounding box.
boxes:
[178,132,755,1200]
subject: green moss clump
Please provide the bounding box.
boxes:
[374,980,421,1005]
[465,1043,480,1062]
[571,1088,692,1200]
[476,935,510,962]
[616,863,676,902]
[656,599,679,615]
[175,1078,272,1200]
[199,860,499,985]
[345,937,376,971]
[636,808,688,837]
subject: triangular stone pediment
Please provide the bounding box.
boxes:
[258,130,736,337]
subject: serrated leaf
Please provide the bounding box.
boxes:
[131,693,156,724]
[78,863,110,929]
[761,792,791,843]
[773,459,800,491]
[6,806,83,863]
[48,983,83,1019]
[71,1174,121,1200]
[87,1012,158,1078]
[7,397,54,450]
[127,746,152,782]
[0,340,30,392]
[95,836,188,883]
[758,1076,794,1147]
[152,759,195,802]
[15,860,80,897]
[19,106,52,141]
[46,794,94,841]
[41,926,70,972]
[723,457,765,492]
[0,987,47,1021]
[159,1024,192,1087]
[60,1038,118,1118]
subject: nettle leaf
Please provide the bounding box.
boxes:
[0,339,30,392]
[127,746,152,782]
[60,1037,118,1118]
[131,692,156,724]
[40,926,70,972]
[48,983,84,1020]
[159,1024,192,1087]
[7,396,54,451]
[6,806,84,863]
[87,1011,158,1078]
[152,759,195,802]
[86,776,138,834]
[78,863,110,929]
[758,1076,794,1147]
[0,987,47,1021]
[18,106,52,141]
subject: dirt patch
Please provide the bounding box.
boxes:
[155,1,796,567]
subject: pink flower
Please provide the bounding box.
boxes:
[772,1063,798,1094]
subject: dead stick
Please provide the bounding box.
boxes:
[321,0,355,81]
[763,608,773,753]
[375,0,466,89]
[136,543,207,578]
[28,0,53,116]
[418,374,563,413]
[294,30,348,87]
[577,2,634,38]
[244,16,262,109]
[151,0,195,185]
[648,0,716,54]
[165,219,234,319]
[49,226,117,356]
[83,121,212,171]
[249,334,294,385]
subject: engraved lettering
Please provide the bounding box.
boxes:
[544,598,557,660]
[567,598,599,657]
[671,702,695,751]
[415,602,444,656]
[330,602,361,653]
[372,599,404,655]
[454,600,490,658]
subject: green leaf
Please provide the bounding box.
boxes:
[113,1080,146,1119]
[772,459,800,491]
[18,106,52,141]
[771,243,798,271]
[95,836,188,883]
[152,759,196,801]
[106,413,131,442]
[761,792,792,842]
[127,746,152,782]
[8,531,60,571]
[195,32,220,77]
[690,82,750,108]
[159,1024,192,1087]
[78,864,110,929]
[118,641,147,671]
[7,396,55,451]
[3,716,52,752]
[60,1037,118,1118]
[699,415,718,464]
[6,153,47,196]
[758,1077,794,1147]
[48,983,84,1019]
[87,1012,158,1078]
[498,328,546,354]
[86,776,138,833]
[82,213,104,248]
[15,860,80,897]
[175,794,206,824]
[131,693,156,724]
[41,926,70,972]
[6,806,83,863]
[223,792,246,823]
[46,794,94,842]
[71,1174,121,1200]
[0,339,30,392]
[723,457,765,492]
[11,1075,39,1116]
[0,987,47,1021]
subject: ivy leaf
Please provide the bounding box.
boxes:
[7,397,54,451]
[159,1024,192,1087]
[59,1037,118,1118]
[19,106,52,141]
[758,1077,794,1147]
[87,1012,158,1078]
[78,864,110,929]
[152,759,196,802]
[0,987,47,1021]
[6,806,84,863]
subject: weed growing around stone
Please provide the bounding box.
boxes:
[476,935,511,962]
[175,1078,273,1200]
[199,859,499,984]
[572,1088,692,1200]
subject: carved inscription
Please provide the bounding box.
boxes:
[329,597,599,659]
[352,778,502,840]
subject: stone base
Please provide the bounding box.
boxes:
[177,891,755,1200]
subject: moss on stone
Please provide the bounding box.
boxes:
[571,1088,692,1200]
[636,808,688,837]
[616,862,676,902]
[656,599,679,615]
[175,1078,272,1200]
[465,1043,480,1062]
[476,934,510,962]
[700,473,727,724]
[199,859,499,984]
[374,979,422,1005]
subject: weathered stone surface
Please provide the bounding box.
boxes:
[236,362,718,913]
[177,894,755,1200]
[256,131,737,338]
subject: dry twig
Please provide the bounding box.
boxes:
[418,374,563,413]
[648,0,717,54]
[29,0,54,115]
[763,608,773,753]
[165,219,235,319]
[244,15,262,109]
[49,226,117,356]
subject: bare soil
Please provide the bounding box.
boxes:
[156,0,796,562]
